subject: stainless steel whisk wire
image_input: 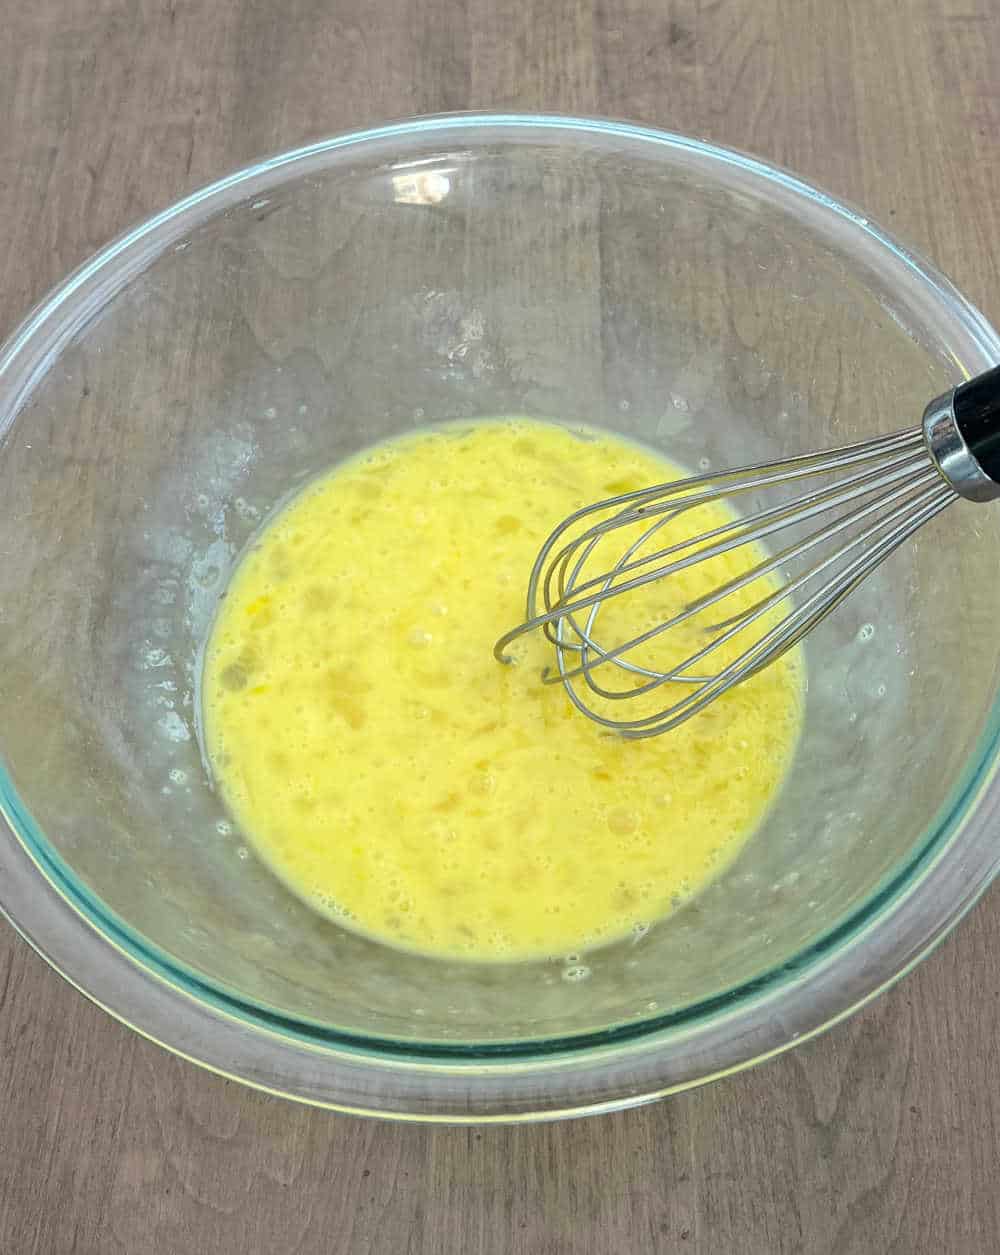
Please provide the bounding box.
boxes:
[494,369,1000,738]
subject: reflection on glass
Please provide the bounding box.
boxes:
[392,170,451,204]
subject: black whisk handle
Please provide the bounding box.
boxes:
[923,365,1000,502]
[953,365,1000,485]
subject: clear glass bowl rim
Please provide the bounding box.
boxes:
[1,111,999,1121]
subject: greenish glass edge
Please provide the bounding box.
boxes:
[2,113,1000,1066]
[3,691,999,1063]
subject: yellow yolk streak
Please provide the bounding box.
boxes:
[203,420,803,960]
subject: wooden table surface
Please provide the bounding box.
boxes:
[2,1,999,1251]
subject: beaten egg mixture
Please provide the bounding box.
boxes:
[203,419,803,960]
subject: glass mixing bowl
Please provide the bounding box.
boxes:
[2,115,1000,1122]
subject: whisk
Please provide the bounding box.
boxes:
[494,366,1000,738]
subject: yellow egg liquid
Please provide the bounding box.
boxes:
[202,419,803,961]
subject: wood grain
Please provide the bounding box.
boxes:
[2,1,999,1251]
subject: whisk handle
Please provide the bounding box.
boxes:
[924,365,1000,502]
[953,365,1000,483]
